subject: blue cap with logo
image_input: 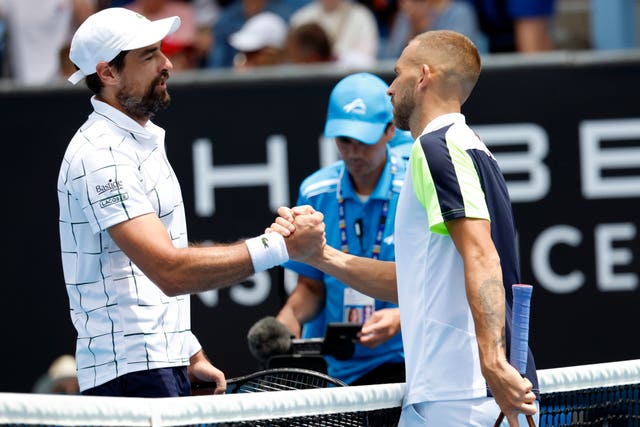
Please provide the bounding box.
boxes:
[324,72,393,145]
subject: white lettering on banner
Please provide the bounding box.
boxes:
[580,118,640,199]
[230,271,271,306]
[284,269,299,295]
[531,225,584,294]
[474,124,550,203]
[595,223,638,291]
[197,289,218,307]
[320,135,338,167]
[325,124,551,203]
[189,121,639,301]
[192,136,289,216]
[531,223,638,294]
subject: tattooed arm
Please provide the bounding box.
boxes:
[447,217,537,427]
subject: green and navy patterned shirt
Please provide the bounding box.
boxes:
[394,113,538,405]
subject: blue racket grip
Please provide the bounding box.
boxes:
[510,284,533,375]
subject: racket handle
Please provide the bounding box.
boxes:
[493,412,536,427]
[493,412,504,427]
[510,284,533,375]
[494,284,536,427]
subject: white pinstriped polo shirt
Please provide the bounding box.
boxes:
[57,97,200,392]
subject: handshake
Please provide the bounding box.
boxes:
[245,205,327,277]
[267,205,327,265]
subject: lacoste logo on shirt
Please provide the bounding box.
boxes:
[261,237,269,248]
[100,193,129,208]
[343,98,367,115]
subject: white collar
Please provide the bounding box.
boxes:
[421,113,466,136]
[90,96,164,142]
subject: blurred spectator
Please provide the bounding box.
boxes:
[381,0,485,59]
[229,11,287,68]
[208,0,305,68]
[61,1,110,81]
[0,18,6,77]
[289,0,379,68]
[0,0,98,85]
[191,0,220,66]
[467,0,555,53]
[126,0,203,71]
[285,22,334,63]
[32,355,79,394]
[354,0,397,41]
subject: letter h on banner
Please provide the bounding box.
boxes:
[192,136,290,216]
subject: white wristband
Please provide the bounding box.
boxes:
[245,233,289,273]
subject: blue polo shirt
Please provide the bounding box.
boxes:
[283,147,406,384]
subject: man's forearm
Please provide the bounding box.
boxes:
[466,266,508,373]
[309,245,398,303]
[277,279,324,337]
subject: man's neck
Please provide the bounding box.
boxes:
[96,94,150,127]
[350,160,386,196]
[411,100,461,138]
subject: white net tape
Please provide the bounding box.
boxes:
[0,382,404,426]
[1,360,639,426]
[537,358,640,394]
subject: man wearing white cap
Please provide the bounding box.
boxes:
[229,11,288,69]
[58,7,325,398]
[274,73,407,385]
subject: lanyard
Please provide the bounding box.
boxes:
[337,155,397,260]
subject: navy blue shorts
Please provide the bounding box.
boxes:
[81,366,191,397]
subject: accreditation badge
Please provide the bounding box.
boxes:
[343,287,375,324]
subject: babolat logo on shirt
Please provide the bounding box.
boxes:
[100,192,129,208]
[96,179,124,195]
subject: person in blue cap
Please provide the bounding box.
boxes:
[275,72,407,385]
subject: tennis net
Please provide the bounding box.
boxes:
[0,359,638,426]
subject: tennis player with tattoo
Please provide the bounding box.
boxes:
[271,30,539,426]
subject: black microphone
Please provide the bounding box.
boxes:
[247,316,292,364]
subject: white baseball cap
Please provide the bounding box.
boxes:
[229,12,288,52]
[68,7,181,85]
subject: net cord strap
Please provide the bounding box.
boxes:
[538,358,640,394]
[1,359,639,426]
[0,383,405,426]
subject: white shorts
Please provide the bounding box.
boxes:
[398,397,540,427]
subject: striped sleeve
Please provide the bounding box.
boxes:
[411,125,490,235]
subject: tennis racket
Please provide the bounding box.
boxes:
[192,367,347,394]
[493,284,535,427]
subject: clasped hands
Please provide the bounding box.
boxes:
[268,205,326,263]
